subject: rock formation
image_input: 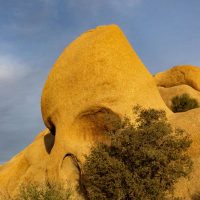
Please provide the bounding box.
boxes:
[0,24,169,198]
[168,108,200,199]
[0,25,200,199]
[155,65,200,91]
[0,129,50,197]
[41,24,170,188]
[158,85,200,110]
[155,66,200,199]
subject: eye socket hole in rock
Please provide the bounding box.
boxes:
[44,118,56,154]
[44,133,55,154]
[46,117,56,136]
[76,106,121,135]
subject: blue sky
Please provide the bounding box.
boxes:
[0,0,200,162]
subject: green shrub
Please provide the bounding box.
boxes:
[82,107,193,200]
[171,93,199,112]
[15,182,71,200]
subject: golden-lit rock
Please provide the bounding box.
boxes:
[155,66,200,199]
[155,65,200,91]
[158,85,200,110]
[0,24,169,198]
[7,25,200,199]
[41,24,169,183]
[169,108,200,199]
[0,129,50,197]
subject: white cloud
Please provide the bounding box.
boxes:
[0,55,30,80]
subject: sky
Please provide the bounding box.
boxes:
[0,0,200,163]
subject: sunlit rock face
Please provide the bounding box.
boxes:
[155,65,200,91]
[0,129,50,197]
[0,24,169,198]
[155,66,200,199]
[168,108,200,199]
[158,85,200,110]
[2,25,200,199]
[41,24,170,188]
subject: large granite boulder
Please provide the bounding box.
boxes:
[155,66,200,199]
[0,24,169,198]
[155,65,200,91]
[41,24,169,185]
[2,25,200,199]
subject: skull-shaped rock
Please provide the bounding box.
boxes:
[0,25,170,198]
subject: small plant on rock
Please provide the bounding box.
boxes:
[171,93,199,112]
[15,182,71,200]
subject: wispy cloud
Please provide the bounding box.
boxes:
[0,55,30,80]
[0,54,45,162]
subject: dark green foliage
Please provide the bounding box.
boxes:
[171,93,199,112]
[83,107,192,200]
[15,182,71,200]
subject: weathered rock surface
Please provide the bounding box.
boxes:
[0,129,50,197]
[158,85,200,110]
[0,25,200,199]
[155,66,200,199]
[155,65,200,91]
[0,24,169,198]
[42,24,170,177]
[169,108,200,199]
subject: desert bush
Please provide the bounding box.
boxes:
[171,93,199,112]
[82,107,193,200]
[14,182,71,200]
